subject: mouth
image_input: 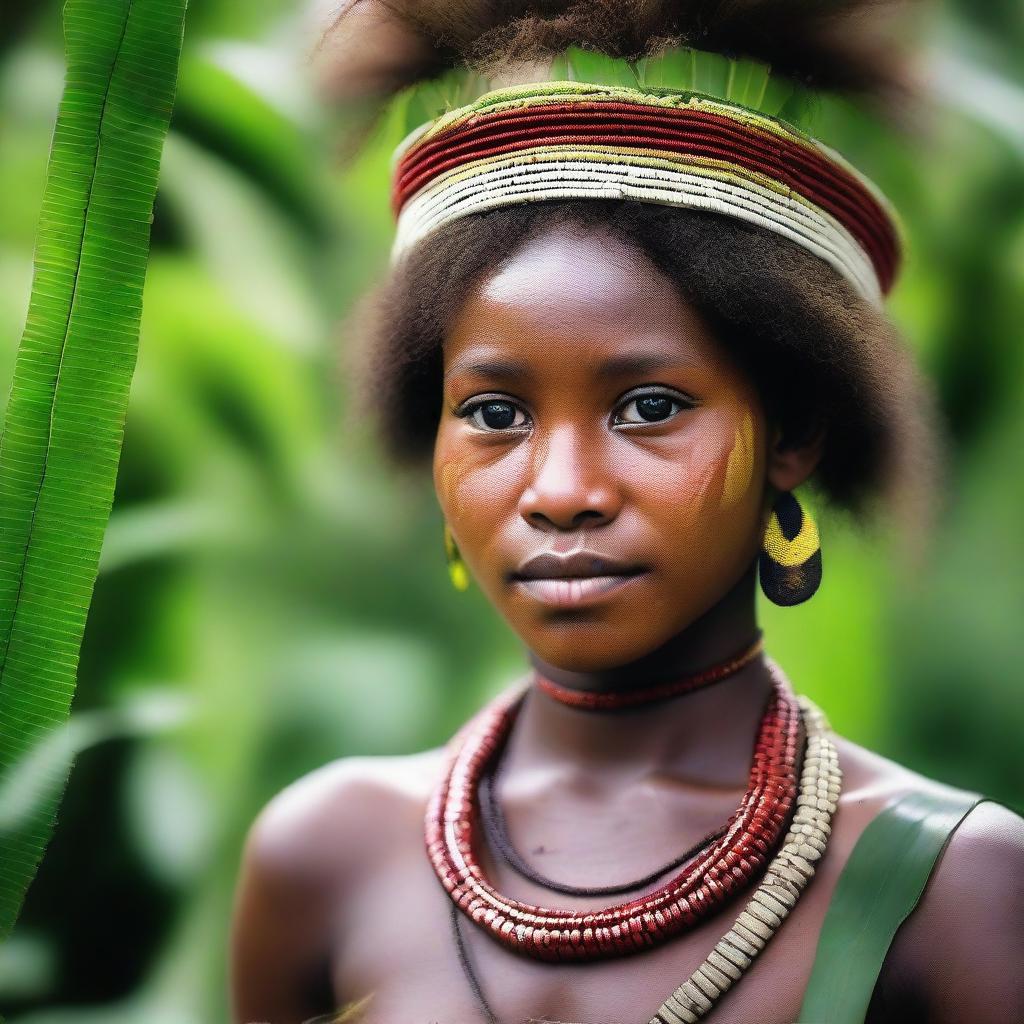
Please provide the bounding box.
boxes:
[512,572,646,608]
[508,550,648,609]
[511,549,645,580]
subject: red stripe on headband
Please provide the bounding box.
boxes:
[396,106,895,275]
[395,102,898,292]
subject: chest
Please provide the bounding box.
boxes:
[328,803,868,1024]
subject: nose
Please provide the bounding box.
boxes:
[518,423,621,532]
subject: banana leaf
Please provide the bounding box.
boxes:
[0,0,188,942]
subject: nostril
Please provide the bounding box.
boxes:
[526,507,610,532]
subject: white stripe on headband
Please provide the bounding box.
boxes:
[392,155,883,306]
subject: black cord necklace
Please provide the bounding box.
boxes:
[453,766,726,1024]
[477,694,729,897]
[449,901,501,1024]
[479,766,728,898]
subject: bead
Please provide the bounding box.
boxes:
[690,967,722,1000]
[652,1000,697,1024]
[746,899,783,929]
[773,862,809,887]
[783,853,816,878]
[735,917,769,947]
[716,937,753,969]
[707,949,743,982]
[699,961,734,992]
[760,880,798,908]
[679,980,714,1013]
[753,888,791,919]
[665,991,702,1022]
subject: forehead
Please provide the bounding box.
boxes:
[444,225,733,379]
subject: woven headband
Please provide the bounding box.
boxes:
[389,77,903,306]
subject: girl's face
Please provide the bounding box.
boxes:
[433,226,776,671]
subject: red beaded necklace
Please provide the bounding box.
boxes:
[425,659,803,963]
[535,634,764,711]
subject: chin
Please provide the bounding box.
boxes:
[522,618,682,673]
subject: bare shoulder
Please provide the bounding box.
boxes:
[830,732,955,805]
[229,748,448,1023]
[241,746,449,887]
[830,732,1024,1022]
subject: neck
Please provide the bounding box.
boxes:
[513,562,774,788]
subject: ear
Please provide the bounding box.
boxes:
[765,420,826,500]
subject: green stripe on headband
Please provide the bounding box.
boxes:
[393,45,821,141]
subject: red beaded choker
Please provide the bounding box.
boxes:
[535,634,764,711]
[425,661,802,962]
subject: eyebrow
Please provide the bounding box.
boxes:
[445,358,534,383]
[445,351,689,383]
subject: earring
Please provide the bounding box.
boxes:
[759,490,822,606]
[443,523,470,592]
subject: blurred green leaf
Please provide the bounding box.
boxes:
[0,931,54,1001]
[172,48,328,241]
[124,740,211,885]
[98,501,232,574]
[156,133,325,351]
[0,691,191,836]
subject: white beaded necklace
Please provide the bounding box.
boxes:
[650,695,842,1023]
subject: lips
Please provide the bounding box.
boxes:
[508,550,647,609]
[511,550,645,582]
[516,573,644,608]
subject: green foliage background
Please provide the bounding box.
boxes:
[0,0,1021,1020]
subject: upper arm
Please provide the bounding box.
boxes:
[229,765,360,1024]
[885,799,1024,1024]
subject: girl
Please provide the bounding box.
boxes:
[230,3,1024,1021]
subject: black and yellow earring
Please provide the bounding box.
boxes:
[759,490,822,606]
[443,523,470,592]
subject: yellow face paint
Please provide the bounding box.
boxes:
[719,409,755,511]
[436,457,464,520]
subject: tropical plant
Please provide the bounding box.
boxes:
[0,0,188,948]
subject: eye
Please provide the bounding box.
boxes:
[614,389,691,426]
[459,398,530,432]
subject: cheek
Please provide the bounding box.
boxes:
[435,451,460,519]
[639,405,762,540]
[434,429,514,538]
[433,425,474,524]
